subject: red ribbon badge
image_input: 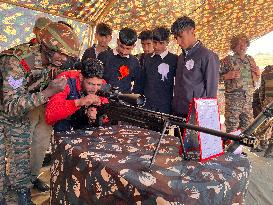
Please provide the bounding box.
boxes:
[20,59,30,73]
[118,65,129,80]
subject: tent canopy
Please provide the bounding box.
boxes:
[1,0,273,57]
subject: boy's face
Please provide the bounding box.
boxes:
[116,39,135,57]
[153,40,168,55]
[175,28,195,49]
[82,76,103,95]
[141,39,153,54]
[95,33,112,48]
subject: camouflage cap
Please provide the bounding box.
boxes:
[34,17,52,30]
[40,22,80,58]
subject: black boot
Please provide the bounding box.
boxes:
[42,153,52,167]
[17,188,36,205]
[32,178,50,192]
[0,198,6,205]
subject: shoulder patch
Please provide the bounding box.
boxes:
[8,76,23,89]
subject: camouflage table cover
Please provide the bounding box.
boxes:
[50,125,250,205]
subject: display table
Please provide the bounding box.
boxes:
[50,125,250,205]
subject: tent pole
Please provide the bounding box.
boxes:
[88,24,96,47]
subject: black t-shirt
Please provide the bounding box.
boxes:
[139,52,178,114]
[98,50,141,93]
[82,44,111,61]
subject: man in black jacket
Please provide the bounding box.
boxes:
[171,16,220,118]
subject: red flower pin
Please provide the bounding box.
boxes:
[20,59,30,73]
[118,65,129,80]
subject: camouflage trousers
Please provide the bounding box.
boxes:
[0,118,32,199]
[225,90,254,133]
[28,105,52,180]
[254,118,273,143]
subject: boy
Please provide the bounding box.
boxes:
[171,16,219,118]
[98,27,141,93]
[137,30,154,67]
[45,58,106,132]
[138,27,177,114]
[82,23,112,60]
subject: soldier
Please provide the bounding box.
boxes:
[31,17,52,44]
[259,65,273,157]
[28,17,53,193]
[220,34,260,133]
[0,22,80,204]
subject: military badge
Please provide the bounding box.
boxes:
[8,76,23,89]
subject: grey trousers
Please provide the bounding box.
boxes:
[28,105,52,179]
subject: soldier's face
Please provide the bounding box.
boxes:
[233,39,248,56]
[82,77,103,95]
[51,52,68,67]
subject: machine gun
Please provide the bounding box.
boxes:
[97,85,266,168]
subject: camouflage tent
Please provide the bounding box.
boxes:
[0,0,273,57]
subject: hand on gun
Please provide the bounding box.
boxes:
[85,107,98,123]
[75,94,101,107]
[42,77,67,98]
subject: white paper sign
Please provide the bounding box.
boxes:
[195,99,223,160]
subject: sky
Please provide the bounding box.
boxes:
[247,31,273,55]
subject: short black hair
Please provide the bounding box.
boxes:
[138,30,153,41]
[58,21,73,30]
[81,58,104,79]
[171,16,195,36]
[96,23,112,36]
[119,28,137,46]
[152,27,170,42]
[60,56,80,70]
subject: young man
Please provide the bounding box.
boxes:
[98,27,141,93]
[137,30,154,67]
[171,16,220,118]
[82,23,112,60]
[45,58,107,132]
[138,27,177,114]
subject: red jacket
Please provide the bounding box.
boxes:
[45,70,81,125]
[45,70,108,125]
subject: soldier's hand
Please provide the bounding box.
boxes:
[42,77,67,98]
[224,70,241,80]
[75,94,101,107]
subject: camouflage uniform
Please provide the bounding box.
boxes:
[220,54,258,133]
[29,17,53,183]
[0,43,50,198]
[0,22,80,202]
[257,66,273,154]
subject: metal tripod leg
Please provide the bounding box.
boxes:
[176,127,188,160]
[149,120,170,169]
